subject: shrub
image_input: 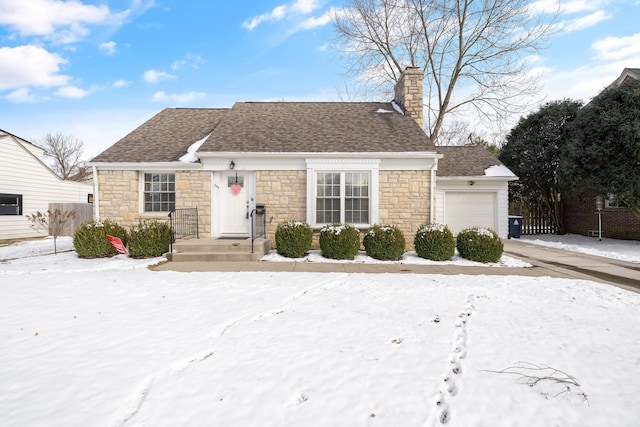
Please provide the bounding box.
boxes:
[127,220,172,258]
[414,223,456,261]
[319,223,360,260]
[456,227,504,263]
[363,224,406,260]
[73,219,127,258]
[275,221,313,258]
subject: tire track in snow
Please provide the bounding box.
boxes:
[426,294,476,426]
[109,274,348,426]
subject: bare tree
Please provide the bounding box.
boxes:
[38,133,85,180]
[333,0,558,144]
[26,209,76,255]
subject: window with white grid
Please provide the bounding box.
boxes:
[143,173,175,212]
[315,171,369,225]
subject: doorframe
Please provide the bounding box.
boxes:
[211,171,256,238]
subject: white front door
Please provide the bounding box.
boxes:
[220,172,252,237]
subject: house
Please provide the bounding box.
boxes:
[88,67,516,249]
[0,129,94,241]
[563,67,640,240]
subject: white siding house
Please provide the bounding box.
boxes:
[0,129,93,240]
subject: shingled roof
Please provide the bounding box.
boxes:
[199,102,434,153]
[91,108,229,163]
[92,102,434,163]
[436,145,504,177]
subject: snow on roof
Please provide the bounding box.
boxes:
[376,108,393,113]
[179,132,211,163]
[484,164,516,177]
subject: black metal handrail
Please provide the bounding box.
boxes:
[168,208,199,252]
[250,204,266,253]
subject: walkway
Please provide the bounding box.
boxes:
[151,239,640,293]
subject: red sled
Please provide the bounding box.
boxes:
[107,235,128,255]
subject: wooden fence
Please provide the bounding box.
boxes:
[49,203,94,236]
[509,202,557,235]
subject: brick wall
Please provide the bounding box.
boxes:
[563,188,640,240]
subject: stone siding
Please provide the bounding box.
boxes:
[379,170,431,249]
[97,170,139,226]
[393,67,424,128]
[175,171,211,235]
[97,170,211,234]
[256,170,307,242]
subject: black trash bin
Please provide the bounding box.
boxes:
[508,216,523,239]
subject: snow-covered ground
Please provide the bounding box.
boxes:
[1,237,639,426]
[520,234,640,263]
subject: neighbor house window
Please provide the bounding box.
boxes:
[315,171,370,225]
[606,194,627,209]
[0,193,23,215]
[143,173,175,212]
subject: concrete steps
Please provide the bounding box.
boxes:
[166,238,271,262]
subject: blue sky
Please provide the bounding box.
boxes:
[1,0,639,159]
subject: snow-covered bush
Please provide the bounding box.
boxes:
[363,224,405,260]
[456,227,503,263]
[127,220,172,258]
[73,219,127,258]
[275,221,313,258]
[319,223,360,260]
[414,223,455,261]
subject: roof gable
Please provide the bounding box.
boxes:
[200,102,434,153]
[437,145,514,177]
[91,108,229,163]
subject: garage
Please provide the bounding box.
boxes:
[444,191,497,234]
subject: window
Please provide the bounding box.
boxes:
[0,193,23,215]
[143,173,175,212]
[606,194,627,209]
[315,171,370,225]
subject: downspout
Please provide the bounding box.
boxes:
[430,161,436,223]
[92,166,100,222]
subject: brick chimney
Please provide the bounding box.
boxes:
[394,66,423,128]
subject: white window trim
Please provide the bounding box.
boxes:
[306,159,379,228]
[139,171,176,214]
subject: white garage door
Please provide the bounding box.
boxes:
[445,192,496,235]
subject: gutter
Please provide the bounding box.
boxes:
[92,166,100,222]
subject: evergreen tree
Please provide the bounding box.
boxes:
[500,100,582,234]
[563,79,640,219]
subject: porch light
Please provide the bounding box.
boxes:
[229,160,235,170]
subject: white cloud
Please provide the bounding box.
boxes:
[0,0,130,44]
[299,9,333,29]
[564,9,611,32]
[292,0,319,14]
[143,69,175,83]
[0,45,69,90]
[243,5,287,30]
[55,85,90,99]
[530,0,607,14]
[100,41,117,55]
[6,88,36,103]
[151,91,205,104]
[170,54,206,71]
[243,0,324,31]
[592,32,640,60]
[113,79,130,87]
